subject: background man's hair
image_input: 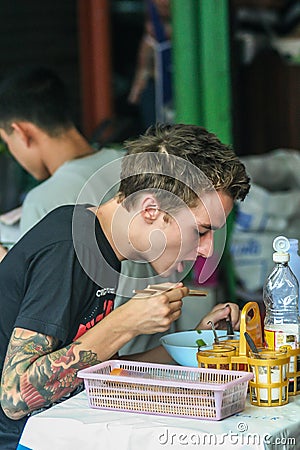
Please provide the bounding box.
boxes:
[0,65,73,136]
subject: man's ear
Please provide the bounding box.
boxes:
[141,196,160,224]
[11,121,34,147]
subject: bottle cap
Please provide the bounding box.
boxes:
[273,236,290,253]
[273,235,290,263]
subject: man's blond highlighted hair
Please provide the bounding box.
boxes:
[118,123,250,212]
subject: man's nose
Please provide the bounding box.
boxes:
[197,232,213,258]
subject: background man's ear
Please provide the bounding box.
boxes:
[11,122,33,147]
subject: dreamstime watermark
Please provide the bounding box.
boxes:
[157,423,296,446]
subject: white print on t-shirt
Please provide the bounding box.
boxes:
[96,288,115,297]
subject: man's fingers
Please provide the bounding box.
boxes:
[166,286,189,302]
[196,303,241,331]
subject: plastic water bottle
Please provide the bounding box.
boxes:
[263,236,300,351]
[288,238,300,313]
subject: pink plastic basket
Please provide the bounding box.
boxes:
[78,360,253,421]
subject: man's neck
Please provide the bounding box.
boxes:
[94,199,131,262]
[43,128,93,175]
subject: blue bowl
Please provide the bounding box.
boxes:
[160,330,239,367]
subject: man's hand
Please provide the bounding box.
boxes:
[195,302,240,331]
[127,284,189,335]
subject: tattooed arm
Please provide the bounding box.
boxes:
[1,328,100,420]
[1,285,186,419]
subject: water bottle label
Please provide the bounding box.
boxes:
[264,328,298,350]
[264,328,298,375]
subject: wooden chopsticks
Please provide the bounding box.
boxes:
[187,289,207,297]
[134,286,207,297]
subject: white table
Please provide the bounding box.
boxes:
[19,390,300,450]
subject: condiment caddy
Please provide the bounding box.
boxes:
[196,301,300,406]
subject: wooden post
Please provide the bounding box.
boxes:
[77,0,114,138]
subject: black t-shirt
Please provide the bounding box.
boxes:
[0,204,120,449]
